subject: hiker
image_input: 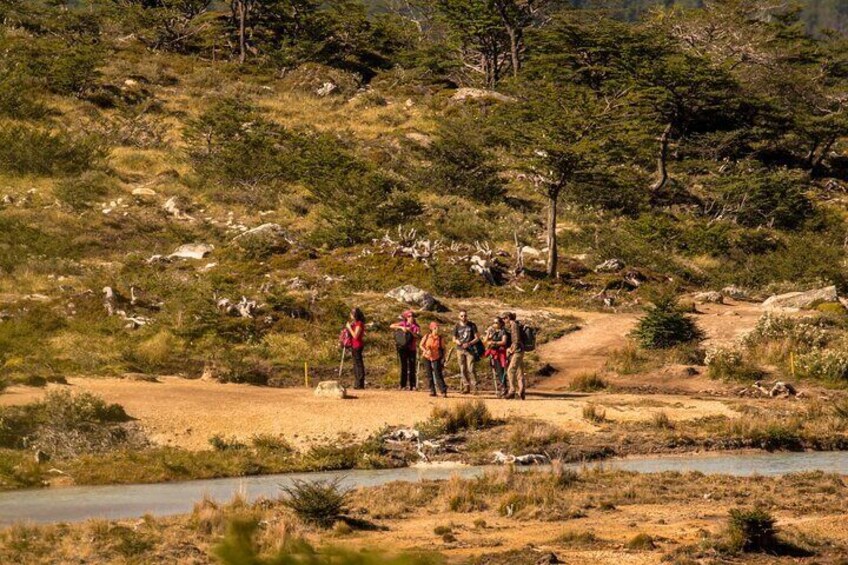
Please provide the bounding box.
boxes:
[453,310,481,394]
[420,321,448,397]
[390,310,420,390]
[505,312,525,400]
[484,316,509,397]
[344,308,366,389]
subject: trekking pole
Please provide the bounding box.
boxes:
[415,354,421,391]
[337,347,346,380]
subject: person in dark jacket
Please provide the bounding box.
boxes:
[390,310,420,390]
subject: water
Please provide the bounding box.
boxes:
[1,450,846,526]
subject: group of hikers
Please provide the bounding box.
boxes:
[340,308,536,399]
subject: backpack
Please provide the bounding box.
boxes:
[339,328,353,349]
[394,329,412,349]
[518,323,537,352]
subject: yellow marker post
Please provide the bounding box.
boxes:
[789,352,795,378]
[304,362,309,388]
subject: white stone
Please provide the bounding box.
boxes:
[169,243,213,260]
[314,380,347,399]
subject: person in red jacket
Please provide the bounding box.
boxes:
[345,308,366,389]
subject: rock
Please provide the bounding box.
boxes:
[163,196,195,221]
[169,243,213,260]
[122,372,159,383]
[387,428,420,442]
[763,285,838,310]
[722,285,750,301]
[520,246,542,258]
[451,88,515,103]
[201,362,217,381]
[131,187,157,198]
[34,450,50,464]
[492,450,550,465]
[594,258,625,273]
[385,285,445,312]
[694,291,724,304]
[217,296,258,318]
[536,363,558,377]
[231,223,293,255]
[314,380,347,399]
[316,82,337,97]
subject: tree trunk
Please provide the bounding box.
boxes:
[507,26,520,77]
[650,122,672,194]
[546,192,559,278]
[237,0,247,64]
[810,135,836,173]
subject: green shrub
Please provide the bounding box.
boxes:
[0,125,106,176]
[54,171,116,210]
[727,507,778,553]
[250,434,293,453]
[795,349,848,382]
[633,297,704,349]
[209,435,248,452]
[651,411,673,430]
[281,478,349,528]
[705,347,764,381]
[427,400,493,435]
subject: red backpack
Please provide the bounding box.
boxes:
[339,327,353,349]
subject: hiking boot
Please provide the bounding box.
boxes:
[519,391,526,400]
[504,392,515,400]
[442,391,448,398]
[429,392,437,397]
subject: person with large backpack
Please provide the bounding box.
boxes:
[390,310,420,390]
[453,310,482,394]
[420,321,448,397]
[340,308,367,389]
[505,312,526,400]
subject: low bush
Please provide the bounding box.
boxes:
[626,533,656,550]
[569,373,607,392]
[582,404,605,423]
[209,435,247,452]
[795,349,848,382]
[651,411,673,430]
[705,347,765,381]
[633,297,704,349]
[427,400,493,435]
[726,507,778,553]
[54,171,116,211]
[281,478,349,528]
[0,125,106,176]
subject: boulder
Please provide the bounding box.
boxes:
[385,285,444,312]
[763,286,838,310]
[722,285,750,301]
[169,243,213,260]
[314,380,347,399]
[594,258,625,273]
[404,132,433,148]
[316,82,337,97]
[451,88,515,103]
[163,196,195,221]
[520,246,542,258]
[231,223,293,255]
[694,291,724,304]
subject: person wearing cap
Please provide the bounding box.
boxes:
[453,309,481,394]
[390,310,421,390]
[420,321,448,397]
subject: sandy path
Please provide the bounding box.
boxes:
[535,300,764,390]
[0,378,736,450]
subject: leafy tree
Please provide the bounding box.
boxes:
[496,81,626,277]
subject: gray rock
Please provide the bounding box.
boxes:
[404,132,433,147]
[763,286,838,310]
[169,243,213,260]
[34,450,50,464]
[316,82,337,97]
[231,223,293,254]
[520,246,542,258]
[451,88,515,103]
[694,291,724,304]
[314,380,347,399]
[722,285,750,301]
[594,258,625,273]
[385,285,443,312]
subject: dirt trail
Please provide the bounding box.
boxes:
[534,300,765,391]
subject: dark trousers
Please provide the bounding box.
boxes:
[351,347,365,389]
[425,358,447,395]
[398,348,417,389]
